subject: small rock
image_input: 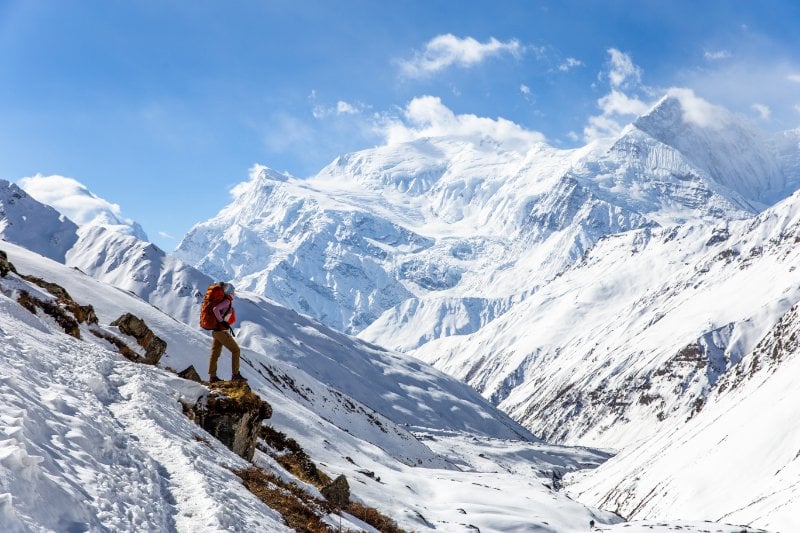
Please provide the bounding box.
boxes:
[178,365,202,383]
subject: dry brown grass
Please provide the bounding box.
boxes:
[208,381,272,419]
[344,501,405,533]
[257,425,409,533]
[21,275,97,324]
[260,425,332,488]
[17,290,81,338]
[236,466,334,533]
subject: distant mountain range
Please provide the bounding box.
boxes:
[2,88,798,530]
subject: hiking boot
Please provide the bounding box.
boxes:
[231,373,247,382]
[208,375,222,383]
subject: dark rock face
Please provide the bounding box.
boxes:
[0,250,17,277]
[111,313,166,365]
[321,474,350,508]
[184,381,272,461]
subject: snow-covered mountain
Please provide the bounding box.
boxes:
[414,188,800,447]
[162,90,800,530]
[0,179,78,261]
[176,91,800,344]
[6,205,751,531]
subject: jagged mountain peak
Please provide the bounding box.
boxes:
[631,89,790,205]
[635,89,736,133]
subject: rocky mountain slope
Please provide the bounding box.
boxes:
[568,296,800,532]
[414,188,800,449]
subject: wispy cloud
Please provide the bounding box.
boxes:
[18,174,147,239]
[680,58,800,128]
[607,48,642,90]
[752,103,771,120]
[399,34,522,78]
[558,57,583,72]
[263,112,315,153]
[380,95,545,153]
[520,84,531,95]
[704,50,732,61]
[310,92,369,119]
[584,49,651,142]
[158,231,174,239]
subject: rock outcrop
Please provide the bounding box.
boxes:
[184,381,272,461]
[0,250,17,277]
[111,313,166,364]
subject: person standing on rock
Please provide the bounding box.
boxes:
[200,281,246,383]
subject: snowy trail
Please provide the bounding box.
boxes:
[0,293,287,532]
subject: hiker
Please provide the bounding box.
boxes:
[200,281,246,383]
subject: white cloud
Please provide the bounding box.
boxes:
[752,103,771,120]
[520,84,531,95]
[665,87,728,128]
[704,50,732,61]
[680,59,800,128]
[158,231,174,239]
[558,57,583,72]
[597,90,651,117]
[607,48,642,89]
[18,174,147,239]
[583,49,651,142]
[311,94,367,119]
[336,101,358,115]
[381,95,545,153]
[399,34,522,78]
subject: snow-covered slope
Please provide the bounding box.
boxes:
[177,92,799,347]
[568,302,800,532]
[1,239,641,532]
[413,188,800,452]
[62,225,531,440]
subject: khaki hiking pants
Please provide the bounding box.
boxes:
[209,330,241,378]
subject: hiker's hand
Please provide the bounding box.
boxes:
[220,321,230,330]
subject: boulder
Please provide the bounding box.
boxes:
[184,381,272,461]
[321,474,350,508]
[111,313,166,364]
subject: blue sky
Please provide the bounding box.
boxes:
[1,0,799,251]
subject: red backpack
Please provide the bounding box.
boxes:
[199,283,226,330]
